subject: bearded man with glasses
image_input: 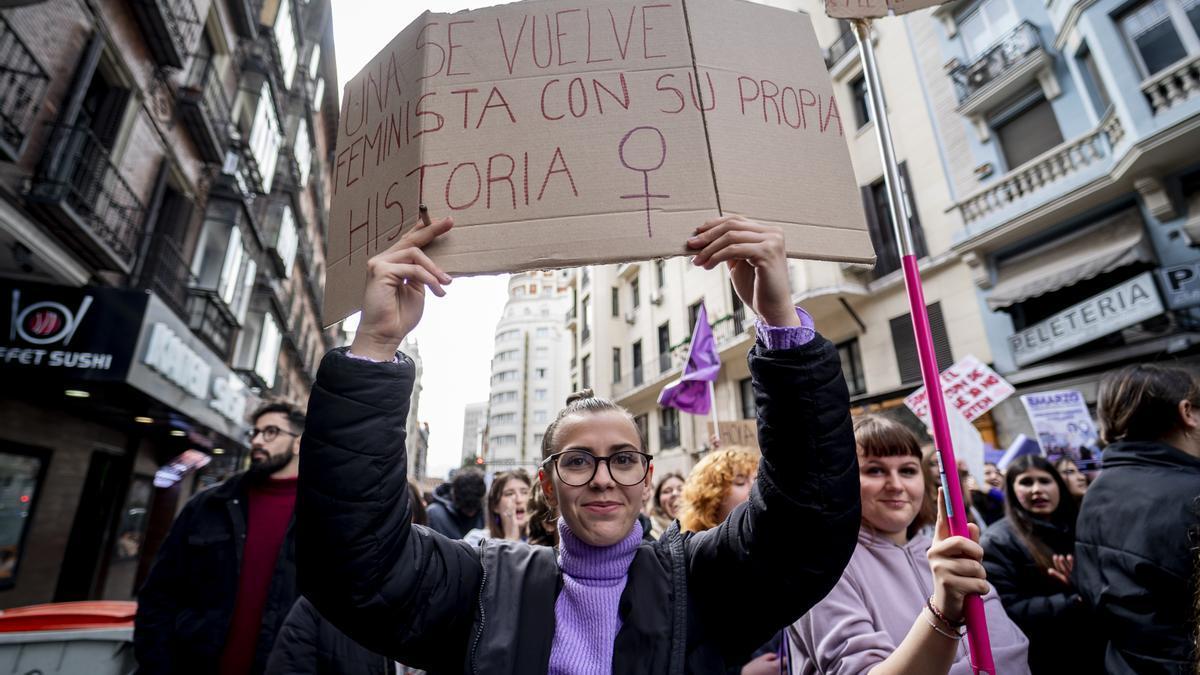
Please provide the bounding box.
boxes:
[135,402,319,675]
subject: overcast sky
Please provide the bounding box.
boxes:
[330,0,515,480]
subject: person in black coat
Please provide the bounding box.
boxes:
[981,454,1102,673]
[265,598,395,675]
[424,470,485,539]
[296,215,861,673]
[1075,364,1200,674]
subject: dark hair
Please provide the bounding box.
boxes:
[252,401,305,433]
[486,470,532,539]
[653,472,685,513]
[1098,364,1200,444]
[1003,454,1078,575]
[540,389,643,459]
[451,468,487,517]
[527,483,559,547]
[408,480,428,526]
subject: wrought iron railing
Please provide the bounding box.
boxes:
[178,64,233,163]
[0,14,48,159]
[30,123,147,271]
[825,30,856,69]
[186,288,239,360]
[949,22,1043,104]
[140,235,197,320]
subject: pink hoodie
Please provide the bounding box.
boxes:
[788,527,1031,675]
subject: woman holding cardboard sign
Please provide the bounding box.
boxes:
[296,213,861,673]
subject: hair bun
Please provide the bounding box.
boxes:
[565,389,595,405]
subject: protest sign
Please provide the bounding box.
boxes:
[904,355,1016,428]
[707,419,760,451]
[1019,390,1101,468]
[946,407,986,488]
[824,0,946,19]
[324,0,874,324]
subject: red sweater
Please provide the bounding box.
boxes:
[218,476,297,675]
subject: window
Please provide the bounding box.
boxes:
[193,219,256,321]
[533,432,545,447]
[293,122,312,187]
[612,286,620,317]
[535,345,549,357]
[850,75,872,129]
[0,443,48,589]
[308,44,321,80]
[276,204,299,277]
[492,391,518,403]
[631,277,640,309]
[657,321,676,369]
[536,327,550,337]
[957,0,1019,58]
[889,302,953,384]
[255,312,282,388]
[837,338,868,397]
[496,349,519,361]
[536,367,547,379]
[273,0,299,89]
[535,388,548,400]
[659,407,680,448]
[612,347,622,383]
[581,354,591,389]
[739,377,755,419]
[634,414,649,445]
[1077,45,1112,113]
[492,412,516,424]
[862,162,927,279]
[582,297,592,342]
[1119,0,1200,77]
[991,93,1064,170]
[655,259,666,288]
[496,329,520,342]
[491,435,517,447]
[632,340,644,386]
[247,82,282,192]
[493,370,518,383]
[688,302,703,336]
[533,410,548,423]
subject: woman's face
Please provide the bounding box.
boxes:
[859,451,925,543]
[1057,461,1088,498]
[717,473,754,523]
[1013,468,1060,515]
[658,476,684,520]
[498,477,531,528]
[541,411,652,547]
[984,463,1003,490]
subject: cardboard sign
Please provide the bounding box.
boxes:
[324,0,874,324]
[824,0,946,19]
[1019,390,1102,469]
[904,355,1015,427]
[707,420,760,451]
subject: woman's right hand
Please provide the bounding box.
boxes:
[927,487,990,625]
[350,215,454,361]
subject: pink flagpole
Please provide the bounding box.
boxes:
[852,19,995,673]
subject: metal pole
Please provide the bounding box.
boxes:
[852,18,996,674]
[707,379,719,443]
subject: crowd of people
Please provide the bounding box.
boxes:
[131,214,1200,675]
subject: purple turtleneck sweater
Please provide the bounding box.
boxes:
[549,517,644,675]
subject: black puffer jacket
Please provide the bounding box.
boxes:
[297,338,860,674]
[981,517,1102,673]
[266,597,395,675]
[134,473,297,675]
[1075,441,1200,674]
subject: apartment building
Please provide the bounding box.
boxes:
[461,400,486,466]
[484,271,572,473]
[0,0,337,607]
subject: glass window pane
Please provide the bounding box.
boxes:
[217,227,244,304]
[1121,0,1187,75]
[1185,0,1200,37]
[277,206,299,277]
[274,0,298,89]
[959,11,989,58]
[0,451,44,585]
[256,312,282,387]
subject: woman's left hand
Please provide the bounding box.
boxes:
[687,216,799,327]
[1047,554,1074,587]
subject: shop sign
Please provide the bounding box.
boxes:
[127,294,254,433]
[0,283,146,379]
[1157,262,1200,310]
[904,355,1015,427]
[1008,272,1163,367]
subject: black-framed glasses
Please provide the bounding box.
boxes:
[245,425,299,443]
[542,449,652,487]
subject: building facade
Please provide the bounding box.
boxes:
[484,271,572,473]
[0,0,337,608]
[460,401,486,467]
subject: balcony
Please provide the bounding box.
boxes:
[949,22,1053,118]
[131,0,203,68]
[28,123,147,274]
[1141,55,1200,115]
[227,0,264,39]
[186,288,239,360]
[953,110,1125,227]
[0,14,48,160]
[825,29,856,70]
[178,69,233,164]
[139,235,197,320]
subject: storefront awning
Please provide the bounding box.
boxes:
[988,208,1155,310]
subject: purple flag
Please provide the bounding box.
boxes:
[658,302,721,415]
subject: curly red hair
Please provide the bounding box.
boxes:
[679,447,759,532]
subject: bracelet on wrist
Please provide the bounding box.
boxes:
[927,596,966,629]
[923,608,965,641]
